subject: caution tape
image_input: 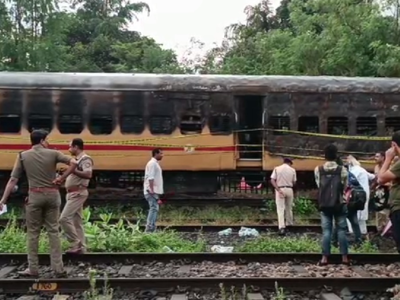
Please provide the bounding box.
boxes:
[0,126,392,144]
[268,129,391,141]
[266,152,375,164]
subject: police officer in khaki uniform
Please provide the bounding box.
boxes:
[0,130,77,277]
[60,138,93,254]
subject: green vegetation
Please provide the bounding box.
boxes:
[237,235,379,254]
[202,0,400,77]
[0,199,320,223]
[0,209,380,254]
[2,199,379,226]
[2,0,400,76]
[264,197,318,216]
[0,214,206,253]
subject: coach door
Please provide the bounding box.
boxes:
[236,95,264,161]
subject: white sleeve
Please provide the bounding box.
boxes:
[147,162,156,180]
[270,168,277,180]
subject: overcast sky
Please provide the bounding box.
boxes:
[130,0,281,60]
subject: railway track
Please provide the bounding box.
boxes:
[0,253,398,296]
[7,196,318,207]
[0,219,378,233]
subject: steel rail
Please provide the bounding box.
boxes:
[0,220,376,232]
[0,277,397,293]
[0,218,323,226]
[0,253,398,265]
[7,196,318,207]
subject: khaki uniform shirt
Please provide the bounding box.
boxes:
[10,145,72,188]
[65,153,93,188]
[270,163,297,187]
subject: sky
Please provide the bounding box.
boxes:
[130,0,281,60]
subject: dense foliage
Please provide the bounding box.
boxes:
[202,0,400,77]
[0,0,185,73]
[2,0,400,76]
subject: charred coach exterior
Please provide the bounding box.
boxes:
[0,73,397,195]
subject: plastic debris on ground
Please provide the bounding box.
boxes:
[218,228,233,236]
[211,245,234,253]
[238,226,259,237]
[162,246,174,253]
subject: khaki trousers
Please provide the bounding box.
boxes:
[275,187,294,229]
[59,190,88,249]
[26,191,63,273]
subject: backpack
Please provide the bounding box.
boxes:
[318,166,344,212]
[346,171,367,211]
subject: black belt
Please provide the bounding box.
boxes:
[278,186,292,188]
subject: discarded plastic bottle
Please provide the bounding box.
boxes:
[162,246,174,253]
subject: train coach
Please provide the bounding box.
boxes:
[0,72,397,195]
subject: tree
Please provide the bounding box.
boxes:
[203,0,400,77]
[0,0,184,73]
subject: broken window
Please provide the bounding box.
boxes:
[298,116,319,133]
[209,115,232,134]
[327,117,348,135]
[28,114,53,132]
[120,115,145,134]
[356,117,377,136]
[0,115,21,133]
[268,116,290,135]
[179,115,202,134]
[149,116,174,135]
[385,117,400,135]
[58,115,84,134]
[89,115,113,135]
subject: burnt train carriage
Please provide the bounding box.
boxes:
[0,73,396,195]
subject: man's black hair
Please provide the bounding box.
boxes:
[392,131,400,147]
[71,138,84,150]
[152,148,162,157]
[324,143,338,161]
[30,129,49,146]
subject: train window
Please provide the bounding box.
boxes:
[268,116,290,135]
[0,115,21,133]
[209,115,231,134]
[180,115,202,134]
[58,115,84,134]
[356,117,377,136]
[120,115,145,134]
[149,116,174,135]
[298,116,319,133]
[385,117,400,135]
[327,117,348,135]
[28,114,53,132]
[89,115,113,135]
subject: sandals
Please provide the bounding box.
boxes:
[342,260,353,266]
[317,260,328,266]
[18,269,39,277]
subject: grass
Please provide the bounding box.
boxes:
[0,209,380,254]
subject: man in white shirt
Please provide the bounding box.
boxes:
[143,148,164,232]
